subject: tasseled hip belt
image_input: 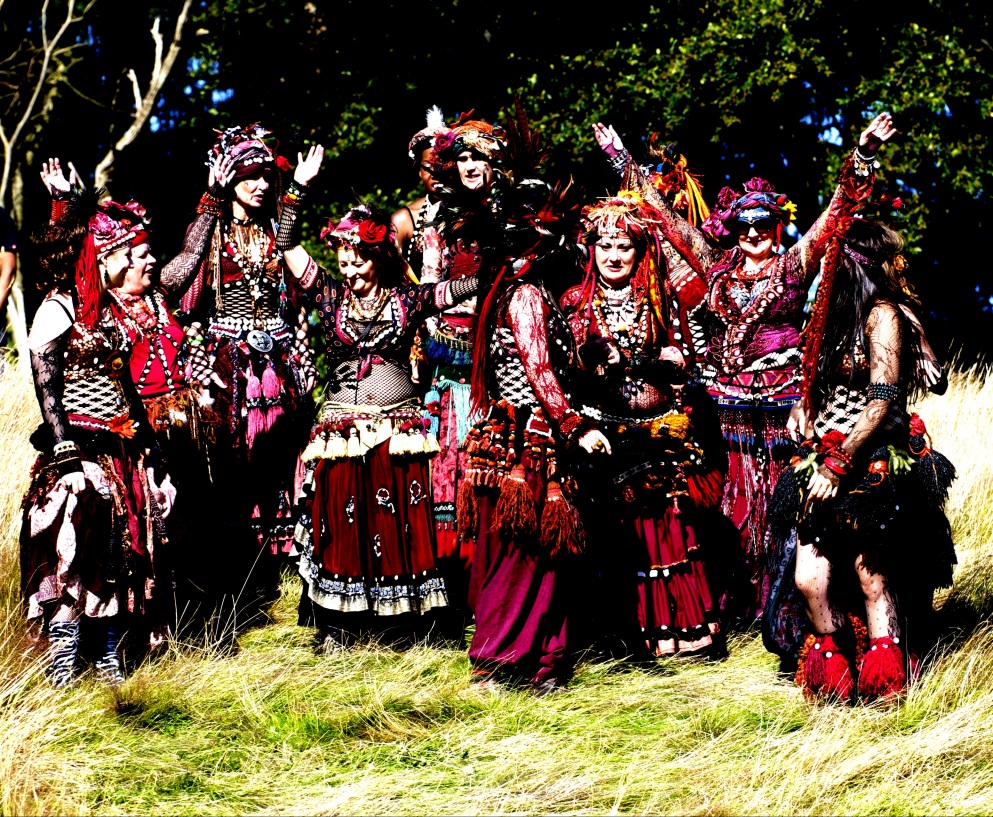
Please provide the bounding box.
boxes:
[301,398,440,461]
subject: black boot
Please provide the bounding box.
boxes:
[94,617,125,685]
[47,621,81,688]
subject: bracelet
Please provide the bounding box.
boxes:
[196,192,223,216]
[284,181,308,202]
[53,440,80,456]
[822,456,849,476]
[853,147,876,177]
[558,410,585,438]
[867,382,899,401]
[607,148,631,175]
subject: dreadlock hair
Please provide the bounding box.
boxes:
[811,218,929,415]
[29,189,98,295]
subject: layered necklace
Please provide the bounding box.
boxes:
[592,283,649,352]
[223,217,279,352]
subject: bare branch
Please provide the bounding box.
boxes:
[128,68,142,111]
[93,0,194,188]
[0,0,80,204]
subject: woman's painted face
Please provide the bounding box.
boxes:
[737,218,777,263]
[234,171,271,210]
[595,231,638,287]
[418,147,438,194]
[100,245,133,291]
[338,247,379,297]
[456,150,494,191]
[120,242,157,295]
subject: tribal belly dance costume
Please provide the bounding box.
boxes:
[22,294,170,685]
[458,274,590,690]
[612,145,877,620]
[562,194,727,657]
[294,211,481,634]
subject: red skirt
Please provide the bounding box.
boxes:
[298,440,447,616]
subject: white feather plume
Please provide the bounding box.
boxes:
[426,105,444,130]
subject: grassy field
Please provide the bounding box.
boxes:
[1,356,991,816]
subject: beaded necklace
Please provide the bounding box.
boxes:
[222,218,280,351]
[591,283,650,352]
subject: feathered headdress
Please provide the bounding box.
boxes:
[646,137,710,227]
[577,190,669,331]
[408,105,450,162]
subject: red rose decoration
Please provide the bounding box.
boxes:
[909,412,927,436]
[820,430,847,451]
[891,196,903,209]
[358,220,388,244]
[275,155,292,172]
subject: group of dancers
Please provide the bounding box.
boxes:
[17,105,957,703]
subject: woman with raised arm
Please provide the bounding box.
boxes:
[21,166,175,686]
[593,113,896,622]
[762,218,955,702]
[293,205,483,648]
[561,191,728,659]
[161,125,324,612]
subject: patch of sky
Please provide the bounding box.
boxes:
[819,126,843,146]
[212,88,235,105]
[150,116,161,133]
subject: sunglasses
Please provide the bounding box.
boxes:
[737,218,777,234]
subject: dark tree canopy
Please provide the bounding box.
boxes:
[4,0,991,361]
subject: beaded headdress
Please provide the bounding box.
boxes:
[701,177,797,245]
[582,190,662,242]
[206,123,291,180]
[407,105,450,162]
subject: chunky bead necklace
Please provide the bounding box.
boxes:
[592,283,649,351]
[222,219,279,334]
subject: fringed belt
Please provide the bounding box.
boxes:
[580,405,691,440]
[301,398,440,461]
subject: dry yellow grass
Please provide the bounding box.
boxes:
[0,357,991,816]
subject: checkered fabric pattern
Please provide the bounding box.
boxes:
[814,384,906,438]
[489,326,538,407]
[63,377,127,421]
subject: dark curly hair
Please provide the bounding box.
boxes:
[28,190,99,295]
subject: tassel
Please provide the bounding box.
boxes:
[327,430,348,459]
[686,468,724,509]
[245,365,264,450]
[423,432,441,456]
[424,385,441,437]
[539,481,585,558]
[301,436,328,462]
[456,480,478,540]
[858,636,906,698]
[346,427,363,458]
[797,634,854,702]
[261,361,283,430]
[389,426,404,456]
[496,465,537,545]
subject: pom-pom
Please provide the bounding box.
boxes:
[798,634,854,702]
[858,636,906,698]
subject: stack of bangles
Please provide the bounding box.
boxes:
[53,440,83,477]
[196,191,223,217]
[821,445,853,477]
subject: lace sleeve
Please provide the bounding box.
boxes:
[841,302,901,458]
[30,331,72,448]
[509,284,573,422]
[160,211,218,295]
[619,153,716,274]
[789,150,876,286]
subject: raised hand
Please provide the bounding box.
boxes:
[578,428,613,455]
[208,154,236,196]
[859,112,897,153]
[294,144,325,187]
[592,122,625,158]
[40,157,78,197]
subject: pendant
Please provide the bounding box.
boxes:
[246,329,274,353]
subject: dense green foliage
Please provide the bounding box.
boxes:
[3,0,991,357]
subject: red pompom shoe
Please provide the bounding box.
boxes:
[797,634,855,702]
[858,636,907,699]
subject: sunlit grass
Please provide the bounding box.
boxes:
[1,357,991,816]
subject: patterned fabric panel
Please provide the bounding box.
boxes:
[63,377,128,421]
[489,326,539,407]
